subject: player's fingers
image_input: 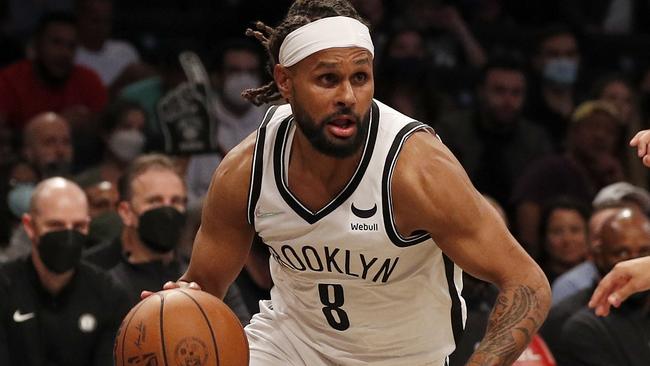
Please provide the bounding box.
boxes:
[643,155,650,168]
[141,290,155,299]
[630,130,643,147]
[607,280,638,308]
[589,275,625,311]
[163,281,182,289]
[188,281,202,290]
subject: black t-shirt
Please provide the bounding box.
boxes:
[0,256,130,366]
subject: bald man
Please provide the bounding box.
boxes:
[0,177,128,366]
[22,112,74,179]
[557,208,650,366]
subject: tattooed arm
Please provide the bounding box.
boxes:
[393,132,552,365]
[466,285,548,365]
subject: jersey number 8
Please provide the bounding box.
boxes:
[318,283,350,331]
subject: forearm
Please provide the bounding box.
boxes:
[466,278,551,366]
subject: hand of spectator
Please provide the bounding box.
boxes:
[588,256,650,316]
[140,280,202,299]
[630,129,650,167]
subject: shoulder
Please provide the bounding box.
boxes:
[0,60,31,82]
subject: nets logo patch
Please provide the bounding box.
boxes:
[174,337,208,366]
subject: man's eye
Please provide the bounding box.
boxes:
[353,73,367,83]
[319,74,337,84]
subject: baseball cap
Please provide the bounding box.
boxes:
[592,182,650,212]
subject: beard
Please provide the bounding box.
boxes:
[292,102,370,159]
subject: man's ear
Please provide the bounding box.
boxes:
[22,213,37,244]
[118,201,135,227]
[274,64,292,102]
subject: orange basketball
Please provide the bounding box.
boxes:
[114,288,249,366]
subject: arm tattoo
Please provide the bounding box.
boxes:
[466,285,544,366]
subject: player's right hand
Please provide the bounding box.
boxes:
[140,281,203,299]
[630,129,650,167]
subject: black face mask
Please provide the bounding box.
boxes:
[38,230,86,274]
[137,206,187,253]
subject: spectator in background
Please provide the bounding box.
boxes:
[436,56,552,213]
[399,0,487,69]
[74,0,140,88]
[592,74,647,188]
[82,180,122,249]
[22,112,74,180]
[85,154,251,324]
[552,181,650,305]
[186,38,266,203]
[538,198,590,284]
[525,25,581,149]
[75,99,146,188]
[559,0,650,35]
[513,100,624,257]
[0,12,107,171]
[375,28,442,123]
[1,112,73,265]
[557,207,650,366]
[119,39,197,152]
[0,177,129,366]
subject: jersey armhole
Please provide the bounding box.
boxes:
[381,121,434,247]
[247,105,279,225]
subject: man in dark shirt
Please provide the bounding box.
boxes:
[102,154,251,324]
[555,207,650,365]
[435,56,552,213]
[0,177,128,366]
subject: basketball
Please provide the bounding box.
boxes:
[114,288,249,366]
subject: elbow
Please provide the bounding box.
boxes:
[531,265,552,319]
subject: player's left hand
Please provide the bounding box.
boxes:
[630,129,650,167]
[140,280,202,299]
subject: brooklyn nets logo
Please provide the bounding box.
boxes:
[174,337,209,366]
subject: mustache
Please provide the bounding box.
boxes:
[322,108,361,125]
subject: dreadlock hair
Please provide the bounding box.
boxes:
[243,0,367,106]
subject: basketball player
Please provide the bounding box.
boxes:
[162,1,551,364]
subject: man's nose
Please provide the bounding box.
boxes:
[335,80,356,108]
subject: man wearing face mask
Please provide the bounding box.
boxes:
[186,38,267,204]
[0,177,129,366]
[96,154,250,324]
[2,112,75,263]
[75,99,147,189]
[525,25,582,150]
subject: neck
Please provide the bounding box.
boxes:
[291,128,363,187]
[124,229,174,264]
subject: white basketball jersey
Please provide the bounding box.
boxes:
[246,100,466,365]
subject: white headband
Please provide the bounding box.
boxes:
[279,16,374,67]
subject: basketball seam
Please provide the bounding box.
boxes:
[159,293,170,366]
[119,299,146,366]
[178,289,221,366]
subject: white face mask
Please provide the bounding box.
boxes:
[222,72,260,108]
[108,129,145,162]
